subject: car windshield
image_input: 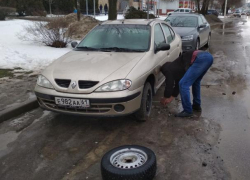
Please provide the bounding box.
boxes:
[166,16,197,27]
[77,24,150,52]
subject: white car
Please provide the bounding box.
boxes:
[168,8,192,16]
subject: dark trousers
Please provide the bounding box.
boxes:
[179,52,214,113]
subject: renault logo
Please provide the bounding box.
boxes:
[71,81,77,89]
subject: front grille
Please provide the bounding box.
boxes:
[55,79,71,88]
[78,80,99,89]
[38,98,112,114]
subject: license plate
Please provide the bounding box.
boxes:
[55,97,90,108]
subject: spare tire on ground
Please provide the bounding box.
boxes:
[101,145,157,180]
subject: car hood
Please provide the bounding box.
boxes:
[172,27,197,37]
[42,51,146,93]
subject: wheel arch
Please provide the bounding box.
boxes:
[145,74,155,95]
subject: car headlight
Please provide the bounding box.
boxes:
[37,75,54,89]
[95,80,132,92]
[182,35,194,41]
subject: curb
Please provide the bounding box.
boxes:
[0,98,39,123]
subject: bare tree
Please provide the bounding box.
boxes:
[194,0,201,12]
[108,0,117,20]
[77,0,80,21]
[200,0,211,15]
[217,0,245,14]
[45,0,55,15]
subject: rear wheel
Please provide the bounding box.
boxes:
[135,82,152,122]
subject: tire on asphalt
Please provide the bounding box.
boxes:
[205,34,211,48]
[135,82,153,122]
[101,145,157,180]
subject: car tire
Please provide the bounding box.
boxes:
[135,82,152,122]
[205,34,211,48]
[196,39,200,50]
[101,145,157,180]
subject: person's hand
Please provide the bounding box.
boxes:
[160,96,174,106]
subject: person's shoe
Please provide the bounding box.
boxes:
[192,105,202,112]
[175,111,193,117]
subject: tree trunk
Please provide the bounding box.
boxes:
[77,0,80,21]
[201,0,210,15]
[108,0,117,20]
[196,0,200,13]
[49,1,52,14]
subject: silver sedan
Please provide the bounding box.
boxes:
[165,13,211,51]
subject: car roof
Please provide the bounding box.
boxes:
[177,8,192,9]
[168,13,202,17]
[101,19,167,26]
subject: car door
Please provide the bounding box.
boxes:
[161,23,180,61]
[153,23,168,89]
[201,15,210,42]
[198,16,206,46]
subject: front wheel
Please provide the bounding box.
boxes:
[205,34,211,48]
[135,82,152,122]
[196,39,200,50]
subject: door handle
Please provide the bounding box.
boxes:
[177,44,179,47]
[167,52,170,56]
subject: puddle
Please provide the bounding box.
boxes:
[0,131,20,151]
[212,22,235,29]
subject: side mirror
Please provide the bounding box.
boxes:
[155,43,170,53]
[71,41,78,48]
[199,24,206,29]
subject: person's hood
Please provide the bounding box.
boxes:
[172,27,197,37]
[42,51,146,93]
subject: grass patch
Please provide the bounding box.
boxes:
[0,69,14,78]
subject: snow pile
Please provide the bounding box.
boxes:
[0,20,71,71]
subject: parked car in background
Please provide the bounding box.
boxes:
[207,9,219,17]
[35,19,182,121]
[165,13,211,51]
[233,10,241,17]
[242,10,250,16]
[167,8,192,16]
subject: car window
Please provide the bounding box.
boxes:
[185,9,190,12]
[180,9,184,12]
[154,24,166,46]
[78,24,151,51]
[169,27,175,39]
[198,17,203,26]
[161,24,173,44]
[174,9,179,12]
[201,15,207,24]
[166,16,198,27]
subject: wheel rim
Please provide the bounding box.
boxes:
[110,148,148,169]
[146,89,152,113]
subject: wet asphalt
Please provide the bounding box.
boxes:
[0,17,250,180]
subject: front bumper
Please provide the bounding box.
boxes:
[35,85,143,117]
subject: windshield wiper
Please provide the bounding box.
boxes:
[100,47,145,52]
[75,46,100,51]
